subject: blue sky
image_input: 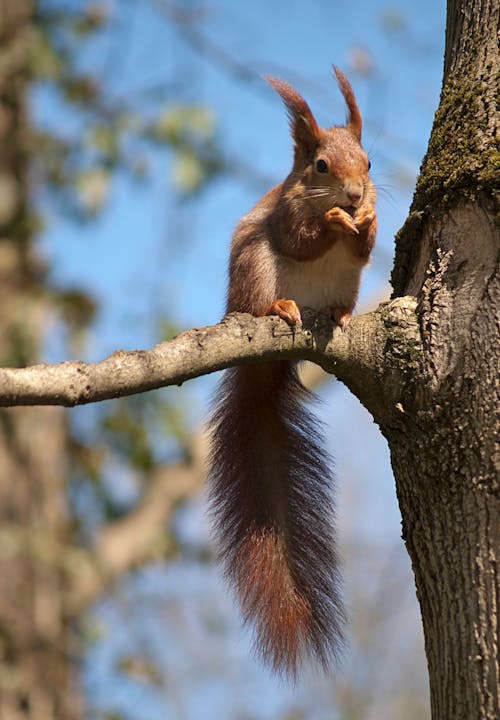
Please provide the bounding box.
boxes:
[38,1,446,717]
[44,0,445,355]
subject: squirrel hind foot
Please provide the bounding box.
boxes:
[322,305,353,330]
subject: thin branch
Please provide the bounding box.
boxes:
[0,299,420,417]
[0,311,319,407]
[69,455,206,610]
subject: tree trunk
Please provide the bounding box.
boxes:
[385,0,499,717]
[0,2,80,717]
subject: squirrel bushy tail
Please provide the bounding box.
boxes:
[209,360,345,676]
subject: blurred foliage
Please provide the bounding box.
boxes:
[103,398,156,473]
[25,1,222,545]
[147,104,222,193]
[380,7,408,32]
[21,5,224,508]
[117,654,163,686]
[67,387,191,536]
[54,286,98,332]
[32,2,226,224]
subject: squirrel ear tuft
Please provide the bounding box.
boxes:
[332,66,362,141]
[265,75,320,156]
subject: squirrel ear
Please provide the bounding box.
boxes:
[333,66,362,141]
[265,75,320,156]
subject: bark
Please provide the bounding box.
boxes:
[388,200,498,719]
[386,0,499,717]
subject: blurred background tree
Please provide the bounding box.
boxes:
[0,1,444,718]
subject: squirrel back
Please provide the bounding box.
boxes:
[209,67,377,676]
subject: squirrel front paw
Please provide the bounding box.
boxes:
[266,298,302,326]
[324,207,359,235]
[354,206,376,232]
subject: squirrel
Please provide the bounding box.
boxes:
[208,67,377,677]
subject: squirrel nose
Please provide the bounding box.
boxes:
[346,189,362,204]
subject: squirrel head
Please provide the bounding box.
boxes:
[265,67,373,215]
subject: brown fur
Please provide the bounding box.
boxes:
[209,362,345,676]
[208,67,377,676]
[333,66,363,140]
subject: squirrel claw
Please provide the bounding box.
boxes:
[266,298,302,326]
[322,306,352,330]
[354,206,376,231]
[324,206,359,235]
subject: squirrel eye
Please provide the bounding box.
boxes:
[368,159,372,170]
[315,158,328,173]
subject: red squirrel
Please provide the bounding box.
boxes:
[209,67,377,676]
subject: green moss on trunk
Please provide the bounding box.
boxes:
[415,75,499,210]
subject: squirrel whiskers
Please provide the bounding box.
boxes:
[208,67,377,676]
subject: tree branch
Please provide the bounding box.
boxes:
[0,299,420,419]
[68,455,206,611]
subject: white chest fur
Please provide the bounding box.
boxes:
[276,240,365,311]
